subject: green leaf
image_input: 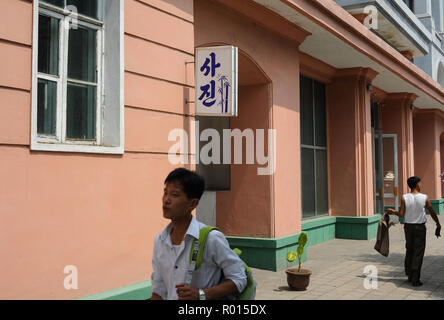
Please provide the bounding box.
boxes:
[286,251,297,262]
[298,232,308,247]
[297,245,304,257]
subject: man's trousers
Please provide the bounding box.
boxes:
[404,223,426,282]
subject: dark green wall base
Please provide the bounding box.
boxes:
[429,198,444,215]
[227,214,382,272]
[226,234,307,272]
[302,215,381,242]
[77,280,151,300]
[335,215,381,240]
[301,216,336,246]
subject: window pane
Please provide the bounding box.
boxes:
[66,83,96,140]
[301,147,315,218]
[68,26,97,83]
[314,80,326,147]
[371,101,381,130]
[316,150,328,215]
[38,15,59,76]
[37,79,57,135]
[300,75,314,146]
[67,0,99,20]
[41,0,65,8]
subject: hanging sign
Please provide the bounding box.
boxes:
[195,46,238,116]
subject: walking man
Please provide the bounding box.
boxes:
[388,176,441,287]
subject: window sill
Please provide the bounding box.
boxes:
[31,141,124,154]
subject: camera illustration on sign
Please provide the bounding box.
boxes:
[195,46,238,116]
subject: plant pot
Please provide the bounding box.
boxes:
[285,268,312,291]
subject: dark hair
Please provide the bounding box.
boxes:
[164,168,205,200]
[407,176,421,190]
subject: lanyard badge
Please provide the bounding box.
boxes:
[185,240,200,286]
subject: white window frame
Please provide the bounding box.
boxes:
[31,0,124,154]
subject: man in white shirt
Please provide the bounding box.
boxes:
[150,168,247,300]
[388,176,441,287]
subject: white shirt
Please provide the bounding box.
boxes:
[151,216,247,300]
[403,193,428,224]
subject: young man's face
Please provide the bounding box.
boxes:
[162,181,197,221]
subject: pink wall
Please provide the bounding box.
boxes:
[0,0,195,299]
[326,68,376,217]
[441,138,444,197]
[194,0,302,238]
[5,0,440,300]
[413,111,443,199]
[217,84,273,237]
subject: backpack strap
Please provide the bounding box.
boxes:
[189,226,220,270]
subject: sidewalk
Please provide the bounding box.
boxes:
[253,215,444,300]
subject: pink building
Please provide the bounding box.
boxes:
[1,0,443,299]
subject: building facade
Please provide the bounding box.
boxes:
[0,0,443,299]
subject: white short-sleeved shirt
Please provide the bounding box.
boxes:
[403,193,428,224]
[151,217,247,300]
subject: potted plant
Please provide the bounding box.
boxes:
[285,232,312,291]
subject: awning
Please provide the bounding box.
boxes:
[253,0,444,110]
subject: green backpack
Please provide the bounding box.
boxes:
[188,226,256,300]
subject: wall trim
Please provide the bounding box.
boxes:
[77,280,151,300]
[227,233,306,272]
[227,214,381,271]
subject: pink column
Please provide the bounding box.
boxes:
[441,139,444,197]
[381,93,417,198]
[326,67,378,217]
[413,110,443,199]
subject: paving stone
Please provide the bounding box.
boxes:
[254,216,444,300]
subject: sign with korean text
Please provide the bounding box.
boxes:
[195,46,238,116]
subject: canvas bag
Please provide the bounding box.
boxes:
[187,226,256,300]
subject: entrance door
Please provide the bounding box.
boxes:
[373,133,399,214]
[373,131,384,214]
[382,134,399,212]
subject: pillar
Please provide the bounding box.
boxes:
[381,93,417,199]
[413,110,442,200]
[327,67,378,218]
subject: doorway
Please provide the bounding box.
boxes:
[372,102,399,216]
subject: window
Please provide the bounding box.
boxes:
[31,0,124,154]
[300,75,328,219]
[402,0,414,12]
